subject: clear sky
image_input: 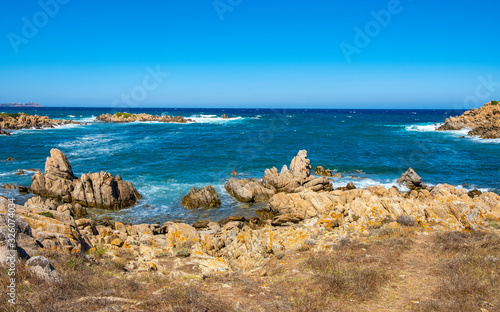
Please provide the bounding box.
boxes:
[1,0,499,108]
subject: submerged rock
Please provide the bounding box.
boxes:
[30,149,141,210]
[181,185,221,209]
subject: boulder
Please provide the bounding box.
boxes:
[397,168,422,190]
[224,178,275,203]
[26,256,59,282]
[181,185,221,209]
[29,149,141,210]
[271,213,304,226]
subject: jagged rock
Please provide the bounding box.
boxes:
[2,184,17,190]
[314,166,332,177]
[30,149,141,210]
[221,114,229,119]
[231,170,238,176]
[437,102,500,139]
[225,151,332,203]
[397,168,422,190]
[263,150,331,193]
[16,169,24,175]
[96,113,194,123]
[347,182,356,190]
[333,173,342,178]
[181,185,221,209]
[225,178,275,203]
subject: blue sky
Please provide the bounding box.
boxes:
[0,0,499,108]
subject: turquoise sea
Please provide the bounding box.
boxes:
[1,107,499,224]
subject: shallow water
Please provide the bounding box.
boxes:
[1,107,499,224]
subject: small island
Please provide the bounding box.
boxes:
[437,101,500,139]
[0,112,81,135]
[96,112,195,123]
[0,102,42,108]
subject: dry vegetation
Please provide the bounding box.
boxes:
[1,226,499,311]
[413,231,500,312]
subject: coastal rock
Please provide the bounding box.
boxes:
[271,213,304,226]
[437,102,500,139]
[263,150,331,193]
[29,149,141,210]
[0,211,33,265]
[224,178,275,203]
[397,168,422,190]
[0,113,81,133]
[96,112,194,123]
[225,151,332,203]
[221,114,229,119]
[314,166,333,177]
[181,185,221,209]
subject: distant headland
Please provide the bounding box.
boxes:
[0,102,42,108]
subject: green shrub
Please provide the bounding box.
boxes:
[175,248,191,258]
[490,100,498,105]
[115,112,132,118]
[0,113,21,118]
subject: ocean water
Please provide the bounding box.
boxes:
[1,107,499,224]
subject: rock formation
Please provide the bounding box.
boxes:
[437,101,500,139]
[30,149,141,210]
[262,150,331,193]
[0,113,81,135]
[397,168,423,190]
[314,166,333,177]
[181,185,221,209]
[96,112,194,123]
[225,151,332,203]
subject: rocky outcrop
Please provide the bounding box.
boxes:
[181,185,221,209]
[221,114,229,119]
[397,168,423,190]
[30,149,141,210]
[96,112,194,123]
[262,150,331,193]
[314,166,333,177]
[225,178,275,203]
[437,101,500,139]
[225,151,332,203]
[0,113,81,135]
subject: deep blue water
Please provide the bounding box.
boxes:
[1,107,499,224]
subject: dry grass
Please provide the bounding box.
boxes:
[414,231,500,311]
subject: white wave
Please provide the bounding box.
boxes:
[469,137,500,143]
[188,115,246,124]
[331,178,408,192]
[405,124,439,132]
[68,115,76,118]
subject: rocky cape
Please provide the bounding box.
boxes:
[0,102,42,108]
[96,112,194,123]
[0,113,81,135]
[30,149,141,210]
[437,101,500,139]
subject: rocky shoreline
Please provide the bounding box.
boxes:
[0,113,81,135]
[437,101,500,139]
[96,112,194,123]
[2,149,499,285]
